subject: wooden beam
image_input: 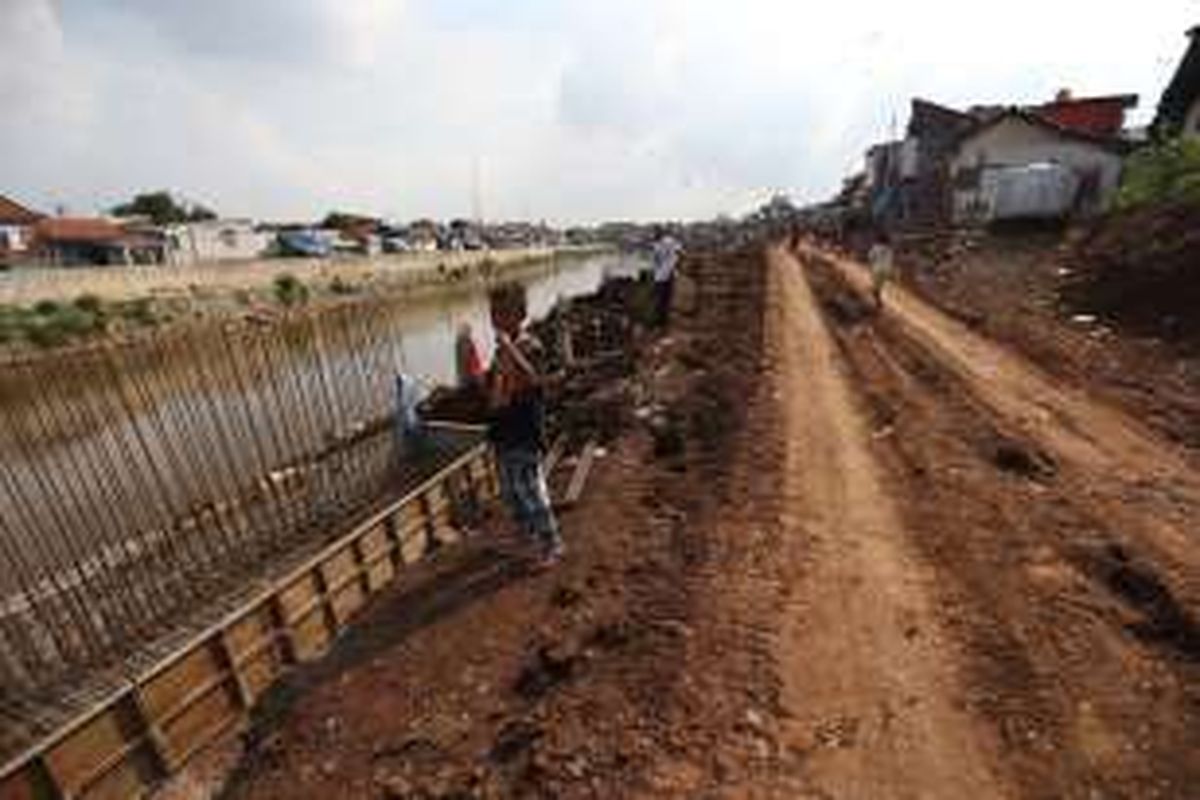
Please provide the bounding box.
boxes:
[562,441,598,508]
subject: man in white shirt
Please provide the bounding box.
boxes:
[651,228,683,328]
[867,231,895,312]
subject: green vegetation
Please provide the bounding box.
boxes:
[1113,137,1200,211]
[116,297,157,327]
[272,273,310,307]
[328,276,359,295]
[111,190,216,225]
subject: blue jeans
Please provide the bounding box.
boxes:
[494,445,561,553]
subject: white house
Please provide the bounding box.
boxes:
[0,194,44,263]
[163,219,272,266]
[949,109,1126,224]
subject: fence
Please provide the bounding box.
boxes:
[0,248,560,305]
[0,297,485,763]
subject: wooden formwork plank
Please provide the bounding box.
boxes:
[276,574,321,627]
[289,605,331,662]
[224,607,275,665]
[329,581,367,627]
[543,436,567,478]
[319,548,358,597]
[44,700,142,797]
[357,524,391,562]
[364,558,396,592]
[0,765,37,800]
[239,647,285,702]
[0,440,494,798]
[397,513,430,564]
[139,644,226,724]
[563,441,598,507]
[80,747,156,800]
[158,684,240,767]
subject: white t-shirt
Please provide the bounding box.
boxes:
[868,243,894,280]
[652,236,682,283]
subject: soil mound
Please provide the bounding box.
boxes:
[1064,202,1200,348]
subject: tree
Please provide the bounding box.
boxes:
[111,191,217,225]
[321,211,378,231]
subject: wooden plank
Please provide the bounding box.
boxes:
[81,746,156,800]
[225,607,273,658]
[215,632,253,714]
[44,701,140,797]
[239,647,284,702]
[159,684,240,766]
[276,574,320,626]
[398,522,428,564]
[0,766,35,800]
[329,581,366,626]
[139,645,225,724]
[543,435,567,478]
[0,440,494,796]
[290,605,331,662]
[358,524,390,561]
[365,558,395,592]
[563,441,598,507]
[319,548,358,597]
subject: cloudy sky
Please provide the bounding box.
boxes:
[1,1,1197,223]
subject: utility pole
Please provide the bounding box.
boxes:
[471,157,483,226]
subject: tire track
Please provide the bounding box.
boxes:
[766,246,1012,799]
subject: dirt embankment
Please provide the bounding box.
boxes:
[166,240,1199,800]
[197,246,780,799]
[897,230,1200,448]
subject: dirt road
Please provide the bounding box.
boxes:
[204,243,1198,799]
[765,246,1011,797]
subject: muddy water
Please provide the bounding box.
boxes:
[0,251,649,600]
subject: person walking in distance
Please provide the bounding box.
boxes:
[868,231,895,312]
[486,282,564,568]
[651,227,683,328]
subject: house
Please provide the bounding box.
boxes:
[162,219,272,266]
[33,217,163,266]
[1036,90,1138,138]
[0,194,46,264]
[948,109,1128,223]
[406,219,440,252]
[1154,26,1200,137]
[899,99,978,226]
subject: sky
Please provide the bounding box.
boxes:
[1,1,1197,224]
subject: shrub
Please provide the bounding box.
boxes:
[73,293,104,315]
[118,297,157,327]
[0,305,27,343]
[273,273,309,307]
[328,276,357,295]
[33,299,62,316]
[1113,137,1200,212]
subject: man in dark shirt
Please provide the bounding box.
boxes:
[486,282,563,567]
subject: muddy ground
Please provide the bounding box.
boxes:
[897,231,1200,448]
[174,241,1200,799]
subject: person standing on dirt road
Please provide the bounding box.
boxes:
[651,228,683,328]
[868,231,895,312]
[486,282,564,569]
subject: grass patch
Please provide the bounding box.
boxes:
[273,273,309,307]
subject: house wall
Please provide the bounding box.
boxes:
[949,117,1124,222]
[1184,98,1200,136]
[165,221,272,266]
[0,225,32,257]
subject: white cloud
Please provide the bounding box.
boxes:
[1,0,1197,222]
